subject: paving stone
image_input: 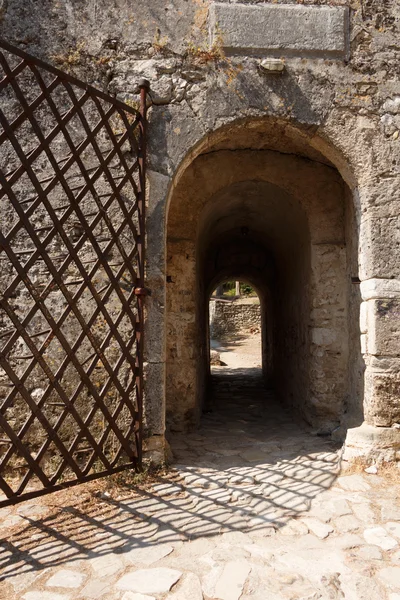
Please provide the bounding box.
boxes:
[166,572,203,600]
[2,514,24,528]
[46,569,86,588]
[184,475,219,489]
[151,483,183,496]
[123,544,174,566]
[16,504,48,517]
[280,519,309,536]
[229,475,256,485]
[337,475,371,492]
[386,522,400,539]
[341,572,386,600]
[301,518,334,539]
[355,545,383,561]
[79,579,111,599]
[0,506,12,519]
[10,571,41,593]
[89,553,124,577]
[331,533,364,550]
[313,497,353,521]
[177,537,215,557]
[122,594,156,600]
[377,567,400,589]
[381,503,400,522]
[202,564,224,598]
[230,490,253,505]
[352,501,376,523]
[334,514,361,533]
[391,550,400,564]
[364,527,399,550]
[212,545,251,561]
[253,472,284,485]
[220,531,251,545]
[116,568,182,594]
[240,449,271,463]
[213,560,251,600]
[248,514,278,535]
[22,593,70,600]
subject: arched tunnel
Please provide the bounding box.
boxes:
[165,122,363,439]
[197,180,310,403]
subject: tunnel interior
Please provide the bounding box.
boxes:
[198,181,310,399]
[165,122,363,436]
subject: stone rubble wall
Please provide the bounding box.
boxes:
[209,299,261,338]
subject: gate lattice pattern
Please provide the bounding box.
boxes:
[0,40,147,506]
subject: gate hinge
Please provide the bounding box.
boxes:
[134,287,151,297]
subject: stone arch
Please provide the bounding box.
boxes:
[164,119,363,436]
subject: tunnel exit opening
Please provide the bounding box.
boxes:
[208,282,263,373]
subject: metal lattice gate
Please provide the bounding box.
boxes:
[0,39,148,506]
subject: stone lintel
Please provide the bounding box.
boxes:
[209,3,349,60]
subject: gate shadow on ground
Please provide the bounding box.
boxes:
[0,372,341,583]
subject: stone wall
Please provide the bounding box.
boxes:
[1,0,400,461]
[209,299,261,338]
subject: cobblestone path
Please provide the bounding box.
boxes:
[1,368,400,599]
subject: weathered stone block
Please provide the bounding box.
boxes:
[344,422,400,463]
[209,3,349,59]
[361,278,400,301]
[367,299,400,357]
[360,217,400,280]
[365,369,400,427]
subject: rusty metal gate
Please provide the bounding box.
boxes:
[0,39,148,506]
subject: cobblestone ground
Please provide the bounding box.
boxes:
[0,339,400,599]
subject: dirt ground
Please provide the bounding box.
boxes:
[210,329,262,370]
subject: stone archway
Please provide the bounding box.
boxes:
[165,123,362,436]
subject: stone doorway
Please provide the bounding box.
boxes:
[165,120,363,441]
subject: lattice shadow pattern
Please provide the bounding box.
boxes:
[0,40,147,505]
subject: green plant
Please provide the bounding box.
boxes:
[240,283,255,296]
[52,41,86,72]
[153,28,169,54]
[186,32,225,64]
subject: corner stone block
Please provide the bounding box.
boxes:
[360,278,400,301]
[209,3,349,59]
[343,422,400,463]
[360,217,400,280]
[365,368,400,427]
[367,299,400,357]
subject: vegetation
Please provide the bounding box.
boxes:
[52,41,86,72]
[186,35,225,64]
[153,28,169,54]
[214,281,256,297]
